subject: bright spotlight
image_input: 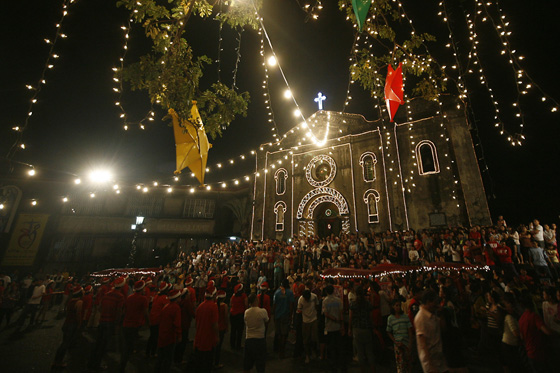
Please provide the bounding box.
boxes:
[283,89,292,99]
[89,170,113,183]
[28,169,36,176]
[267,55,277,66]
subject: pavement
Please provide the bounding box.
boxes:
[0,307,500,372]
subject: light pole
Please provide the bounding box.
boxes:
[128,215,145,268]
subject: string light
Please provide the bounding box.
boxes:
[6,0,78,160]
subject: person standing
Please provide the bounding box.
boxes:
[52,285,83,368]
[273,279,295,358]
[519,294,552,372]
[194,284,219,373]
[244,293,269,373]
[414,289,448,373]
[322,284,345,373]
[298,287,319,364]
[120,280,149,373]
[349,285,376,373]
[230,283,248,350]
[17,278,45,329]
[155,289,182,373]
[175,284,195,364]
[387,298,413,373]
[214,290,229,369]
[146,282,170,357]
[88,277,125,371]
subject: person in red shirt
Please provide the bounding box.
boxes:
[494,241,519,278]
[89,277,111,328]
[88,277,125,371]
[143,277,155,304]
[194,284,219,373]
[214,290,229,369]
[257,282,271,320]
[155,289,183,372]
[175,285,196,364]
[120,280,149,373]
[82,285,94,324]
[146,282,170,357]
[518,294,553,371]
[53,285,83,368]
[230,283,248,350]
[185,276,197,306]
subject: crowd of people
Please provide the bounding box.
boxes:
[0,217,559,373]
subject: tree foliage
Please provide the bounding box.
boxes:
[339,0,447,102]
[116,0,260,138]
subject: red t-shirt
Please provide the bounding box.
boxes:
[257,293,271,318]
[519,310,546,361]
[150,294,170,325]
[99,290,125,323]
[158,302,182,348]
[230,293,247,316]
[194,300,218,351]
[95,284,110,306]
[122,292,148,328]
[218,302,228,331]
[495,246,513,264]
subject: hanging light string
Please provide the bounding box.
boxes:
[258,26,281,140]
[298,0,324,22]
[231,28,244,90]
[113,20,155,131]
[342,31,361,113]
[6,0,77,160]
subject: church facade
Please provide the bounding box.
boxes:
[251,98,491,240]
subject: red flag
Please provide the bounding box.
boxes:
[384,63,404,122]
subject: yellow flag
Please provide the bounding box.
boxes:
[170,101,212,185]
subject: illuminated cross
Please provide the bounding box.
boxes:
[314,92,326,110]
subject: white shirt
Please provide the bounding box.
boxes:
[28,284,45,305]
[534,225,544,241]
[244,306,269,339]
[297,292,319,323]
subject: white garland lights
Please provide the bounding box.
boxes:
[6,0,78,161]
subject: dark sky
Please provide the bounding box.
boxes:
[1,0,559,226]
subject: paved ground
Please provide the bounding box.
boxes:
[0,307,500,372]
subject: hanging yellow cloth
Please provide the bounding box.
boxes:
[170,101,211,185]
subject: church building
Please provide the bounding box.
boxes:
[251,97,492,240]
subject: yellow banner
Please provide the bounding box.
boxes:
[2,214,49,266]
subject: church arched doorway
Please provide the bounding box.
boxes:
[314,202,341,237]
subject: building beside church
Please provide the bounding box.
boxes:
[251,97,491,240]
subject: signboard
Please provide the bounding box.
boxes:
[2,213,49,266]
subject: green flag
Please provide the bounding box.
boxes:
[352,0,371,31]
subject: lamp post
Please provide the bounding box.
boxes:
[128,215,145,268]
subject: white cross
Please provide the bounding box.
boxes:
[314,92,326,110]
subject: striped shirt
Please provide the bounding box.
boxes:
[387,313,412,345]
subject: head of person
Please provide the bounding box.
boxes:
[391,297,403,315]
[248,293,258,307]
[421,289,440,313]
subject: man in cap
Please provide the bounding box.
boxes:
[52,285,83,368]
[184,276,196,306]
[146,282,170,357]
[89,277,112,328]
[120,280,149,373]
[88,276,125,371]
[194,283,219,373]
[155,288,183,372]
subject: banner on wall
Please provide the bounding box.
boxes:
[1,214,50,266]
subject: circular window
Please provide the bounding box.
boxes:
[305,155,336,187]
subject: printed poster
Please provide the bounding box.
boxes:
[2,213,49,266]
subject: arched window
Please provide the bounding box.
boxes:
[359,152,377,182]
[415,140,440,175]
[363,189,381,223]
[274,168,288,195]
[274,201,287,231]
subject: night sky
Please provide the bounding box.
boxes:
[1,0,559,226]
